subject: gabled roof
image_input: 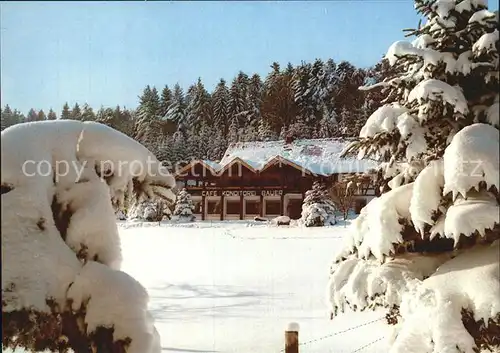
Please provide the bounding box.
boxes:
[174,138,378,178]
[175,160,218,177]
[259,155,312,175]
[217,157,257,174]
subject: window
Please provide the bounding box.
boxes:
[265,199,281,215]
[193,200,202,214]
[226,200,241,215]
[207,200,221,215]
[245,200,261,215]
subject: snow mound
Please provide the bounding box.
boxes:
[443,123,499,199]
[272,215,291,225]
[391,241,500,353]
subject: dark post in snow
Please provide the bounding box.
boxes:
[285,322,299,353]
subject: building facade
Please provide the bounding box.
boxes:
[174,138,378,221]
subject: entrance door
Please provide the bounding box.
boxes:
[287,198,302,220]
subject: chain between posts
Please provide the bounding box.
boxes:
[280,316,385,352]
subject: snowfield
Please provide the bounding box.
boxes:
[118,220,391,353]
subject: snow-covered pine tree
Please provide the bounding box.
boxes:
[171,129,189,164]
[185,78,211,133]
[1,106,25,130]
[134,85,162,152]
[300,181,336,227]
[316,104,338,138]
[70,103,82,120]
[61,102,71,120]
[227,117,240,144]
[240,123,259,142]
[230,72,249,124]
[329,1,499,352]
[26,108,38,122]
[81,103,96,122]
[209,128,228,160]
[246,73,264,131]
[257,118,276,141]
[173,188,196,222]
[212,79,231,135]
[309,58,326,104]
[47,109,57,120]
[159,85,173,118]
[164,83,186,125]
[37,109,46,121]
[1,105,13,130]
[288,115,313,140]
[279,125,288,140]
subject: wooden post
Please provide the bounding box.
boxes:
[285,322,299,353]
[220,191,225,221]
[240,188,244,220]
[259,190,264,217]
[201,183,206,221]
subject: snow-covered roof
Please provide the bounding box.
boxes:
[179,138,378,177]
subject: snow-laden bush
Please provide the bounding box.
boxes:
[301,181,336,227]
[116,209,127,220]
[172,188,196,222]
[1,120,176,352]
[129,199,173,222]
[329,1,500,352]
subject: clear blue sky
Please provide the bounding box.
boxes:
[0,1,477,115]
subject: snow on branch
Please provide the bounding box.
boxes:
[328,252,452,317]
[473,29,499,56]
[1,120,173,352]
[359,104,409,138]
[409,159,445,235]
[390,241,500,353]
[67,262,161,353]
[442,191,499,243]
[334,183,414,261]
[443,123,499,199]
[408,79,469,119]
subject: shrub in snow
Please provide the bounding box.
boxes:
[172,188,196,222]
[330,173,374,219]
[116,209,127,220]
[1,120,176,352]
[331,1,499,352]
[301,181,336,227]
[272,215,291,226]
[129,198,173,222]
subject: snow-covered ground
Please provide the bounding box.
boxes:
[119,220,391,353]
